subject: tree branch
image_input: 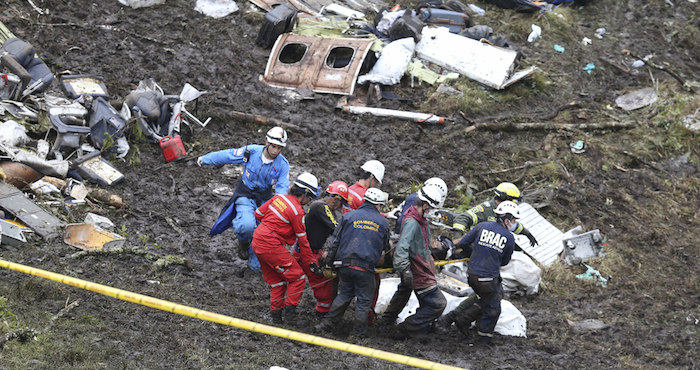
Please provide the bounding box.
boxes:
[464,121,637,133]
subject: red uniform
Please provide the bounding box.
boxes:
[292,200,339,313]
[343,181,367,214]
[253,194,314,311]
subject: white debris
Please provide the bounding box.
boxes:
[514,203,565,266]
[415,27,537,90]
[85,213,116,230]
[194,0,239,18]
[615,87,658,111]
[376,278,527,337]
[436,83,463,96]
[500,251,542,295]
[527,24,541,43]
[118,0,165,9]
[0,120,30,147]
[30,180,61,194]
[358,38,415,86]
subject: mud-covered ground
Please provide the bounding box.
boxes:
[1,0,699,369]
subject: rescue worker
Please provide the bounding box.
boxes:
[435,183,538,331]
[393,177,448,235]
[342,159,386,325]
[379,186,447,337]
[344,160,385,214]
[291,180,349,319]
[448,201,519,345]
[315,188,390,336]
[451,182,538,248]
[251,172,320,326]
[198,127,290,269]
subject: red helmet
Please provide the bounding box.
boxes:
[325,181,349,205]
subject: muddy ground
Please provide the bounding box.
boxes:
[0,0,699,369]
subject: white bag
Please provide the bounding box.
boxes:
[357,38,415,86]
[500,251,542,295]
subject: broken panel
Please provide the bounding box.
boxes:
[562,229,605,265]
[514,202,564,266]
[415,27,537,89]
[249,0,386,15]
[262,34,373,95]
[0,182,65,240]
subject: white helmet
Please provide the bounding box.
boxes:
[418,186,442,208]
[294,172,319,199]
[363,187,386,205]
[424,177,447,207]
[360,160,385,184]
[266,126,288,147]
[495,200,520,219]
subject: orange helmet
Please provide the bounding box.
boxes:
[325,181,349,205]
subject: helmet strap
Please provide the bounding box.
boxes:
[499,215,515,227]
[330,196,341,211]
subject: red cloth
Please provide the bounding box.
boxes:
[369,273,381,325]
[254,243,306,311]
[403,205,430,249]
[292,248,333,313]
[254,194,314,266]
[401,205,437,288]
[343,181,367,214]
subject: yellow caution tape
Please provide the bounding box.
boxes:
[376,257,469,274]
[0,258,467,370]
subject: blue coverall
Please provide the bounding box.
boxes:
[202,145,290,268]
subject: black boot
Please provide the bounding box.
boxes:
[454,302,481,337]
[314,318,333,332]
[434,311,456,334]
[351,318,368,337]
[271,309,283,324]
[454,315,474,337]
[375,314,397,327]
[238,240,250,260]
[284,305,308,327]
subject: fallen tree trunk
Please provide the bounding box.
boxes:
[213,104,300,129]
[228,110,300,129]
[464,121,638,133]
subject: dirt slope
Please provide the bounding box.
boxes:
[0,0,698,369]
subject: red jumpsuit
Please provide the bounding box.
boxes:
[291,200,338,314]
[343,181,367,214]
[252,194,314,311]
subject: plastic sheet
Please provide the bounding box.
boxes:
[500,251,542,295]
[376,277,527,337]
